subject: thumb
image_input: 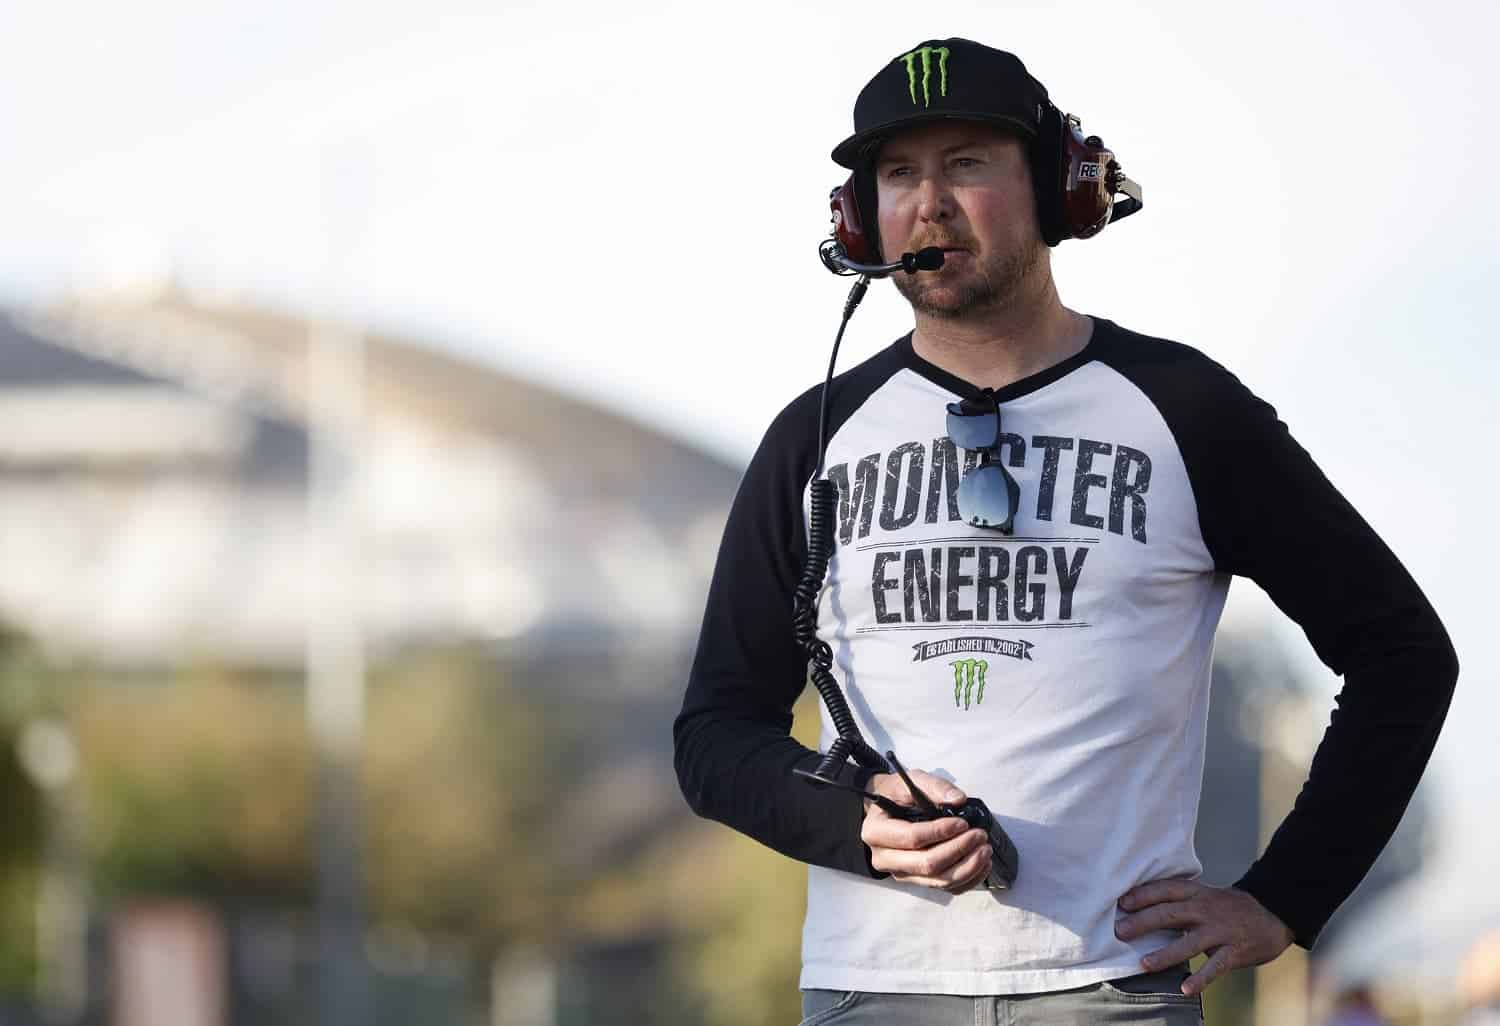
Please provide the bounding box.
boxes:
[907,769,965,805]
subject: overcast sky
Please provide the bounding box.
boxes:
[2,1,1497,876]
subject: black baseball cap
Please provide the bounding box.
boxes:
[831,38,1050,169]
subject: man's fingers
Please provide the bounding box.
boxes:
[899,842,990,892]
[862,811,968,852]
[881,828,984,880]
[875,828,987,880]
[1182,946,1234,996]
[1137,930,1211,972]
[943,843,993,894]
[1115,900,1197,939]
[1118,877,1199,911]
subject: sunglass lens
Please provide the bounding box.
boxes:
[957,464,1018,532]
[946,408,1002,451]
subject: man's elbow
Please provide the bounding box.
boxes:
[1441,631,1460,689]
[672,711,713,819]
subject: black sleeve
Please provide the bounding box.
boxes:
[1104,331,1458,949]
[672,387,881,878]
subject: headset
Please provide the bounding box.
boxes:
[819,103,1143,275]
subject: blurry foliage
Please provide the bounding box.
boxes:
[663,827,807,1026]
[0,624,47,862]
[0,623,45,993]
[553,688,827,1026]
[72,647,552,944]
[1202,956,1253,1026]
[0,864,38,994]
[659,689,827,1026]
[363,645,557,946]
[553,820,804,1026]
[75,665,313,899]
[11,643,559,954]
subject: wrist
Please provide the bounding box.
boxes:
[1232,885,1295,948]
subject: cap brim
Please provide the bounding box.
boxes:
[831,112,1036,169]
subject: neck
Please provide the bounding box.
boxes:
[909,270,1092,390]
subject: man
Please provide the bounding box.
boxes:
[673,37,1457,1024]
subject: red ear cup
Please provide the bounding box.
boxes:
[829,175,878,265]
[1060,119,1117,240]
[1032,105,1135,245]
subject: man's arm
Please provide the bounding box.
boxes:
[1142,348,1458,949]
[1103,334,1457,991]
[672,391,880,878]
[1210,380,1459,949]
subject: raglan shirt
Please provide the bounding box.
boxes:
[673,317,1457,995]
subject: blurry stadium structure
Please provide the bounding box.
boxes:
[0,285,1470,1025]
[0,287,737,661]
[0,285,741,1026]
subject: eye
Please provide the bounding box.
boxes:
[884,165,913,179]
[951,156,982,169]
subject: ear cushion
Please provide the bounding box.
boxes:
[1029,105,1067,247]
[853,163,883,263]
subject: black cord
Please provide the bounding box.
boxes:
[796,275,889,783]
[815,275,868,477]
[789,270,1024,884]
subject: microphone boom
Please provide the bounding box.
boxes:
[821,244,946,278]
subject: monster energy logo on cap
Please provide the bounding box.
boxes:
[950,658,987,710]
[832,39,1045,170]
[897,46,949,108]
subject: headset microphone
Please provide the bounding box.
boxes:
[906,247,946,272]
[819,243,945,279]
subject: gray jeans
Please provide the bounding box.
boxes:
[799,964,1202,1025]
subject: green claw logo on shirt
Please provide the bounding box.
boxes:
[898,46,950,107]
[950,658,988,710]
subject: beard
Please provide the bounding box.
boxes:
[891,233,1045,319]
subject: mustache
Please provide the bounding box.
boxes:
[906,235,974,252]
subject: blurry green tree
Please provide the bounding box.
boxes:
[362,645,559,947]
[0,623,46,993]
[0,641,562,1008]
[658,690,824,1026]
[77,665,312,900]
[552,689,827,1026]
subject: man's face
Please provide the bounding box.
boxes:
[873,120,1045,319]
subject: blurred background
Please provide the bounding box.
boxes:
[0,1,1496,1024]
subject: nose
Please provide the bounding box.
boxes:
[916,175,954,224]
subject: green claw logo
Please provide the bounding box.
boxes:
[950,658,988,710]
[898,46,950,107]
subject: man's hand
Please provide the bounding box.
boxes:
[1115,879,1295,996]
[860,769,991,895]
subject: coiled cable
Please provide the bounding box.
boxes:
[793,275,890,784]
